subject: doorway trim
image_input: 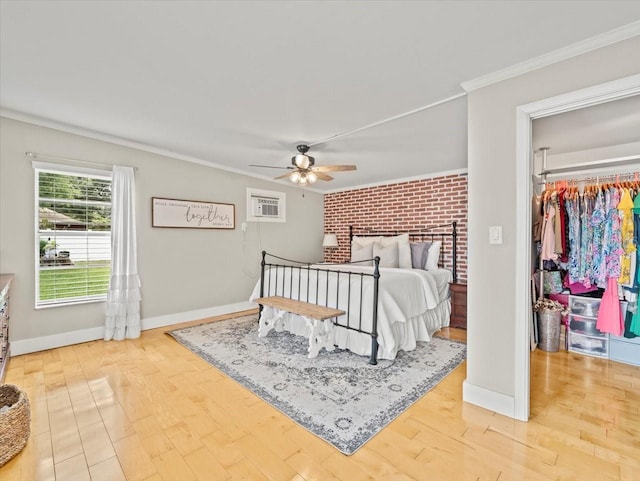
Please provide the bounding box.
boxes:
[514,74,640,421]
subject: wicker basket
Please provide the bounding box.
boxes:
[0,384,31,467]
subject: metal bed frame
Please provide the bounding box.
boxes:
[258,221,458,364]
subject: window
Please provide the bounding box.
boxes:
[35,164,112,307]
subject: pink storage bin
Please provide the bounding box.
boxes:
[548,293,569,326]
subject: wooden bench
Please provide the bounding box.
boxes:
[254,296,345,358]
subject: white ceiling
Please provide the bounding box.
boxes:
[2,1,640,191]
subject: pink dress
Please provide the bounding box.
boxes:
[541,204,558,261]
[596,277,623,336]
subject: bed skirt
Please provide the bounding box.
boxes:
[259,298,451,360]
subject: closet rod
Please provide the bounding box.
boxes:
[538,153,640,177]
[537,167,640,184]
[536,171,639,186]
[25,151,138,171]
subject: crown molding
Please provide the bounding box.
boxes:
[0,108,286,181]
[0,108,330,195]
[461,20,640,93]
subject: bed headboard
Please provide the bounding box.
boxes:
[349,222,458,283]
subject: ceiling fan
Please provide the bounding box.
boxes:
[250,144,356,185]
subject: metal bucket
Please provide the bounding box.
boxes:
[537,309,561,352]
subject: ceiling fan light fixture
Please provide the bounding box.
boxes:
[260,143,354,185]
[293,154,311,169]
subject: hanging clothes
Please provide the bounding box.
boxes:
[565,192,580,283]
[552,191,563,257]
[629,190,640,336]
[559,188,570,262]
[618,187,636,286]
[541,201,559,261]
[578,193,594,287]
[594,187,626,336]
[532,194,543,242]
[590,189,606,288]
[540,176,640,337]
[603,187,623,281]
[597,277,623,336]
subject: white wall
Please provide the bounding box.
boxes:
[465,36,640,415]
[0,117,324,346]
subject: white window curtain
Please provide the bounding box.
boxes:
[104,166,141,340]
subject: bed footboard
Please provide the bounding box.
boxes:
[258,251,381,364]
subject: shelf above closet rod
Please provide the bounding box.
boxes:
[538,153,640,177]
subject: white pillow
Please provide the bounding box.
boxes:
[352,235,381,246]
[397,235,411,269]
[375,234,411,269]
[350,236,381,264]
[372,241,399,268]
[351,242,373,264]
[425,241,442,270]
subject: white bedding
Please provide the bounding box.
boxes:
[250,265,452,360]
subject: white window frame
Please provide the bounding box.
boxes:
[33,161,113,308]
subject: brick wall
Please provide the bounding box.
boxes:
[323,173,468,282]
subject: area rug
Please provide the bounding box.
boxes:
[167,314,466,455]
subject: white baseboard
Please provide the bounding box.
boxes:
[11,326,105,356]
[10,301,257,356]
[462,379,516,419]
[140,301,256,330]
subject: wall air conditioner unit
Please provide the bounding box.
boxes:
[247,188,286,223]
[253,196,279,218]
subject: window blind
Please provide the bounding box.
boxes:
[35,167,112,307]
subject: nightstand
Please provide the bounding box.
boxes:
[449,282,467,329]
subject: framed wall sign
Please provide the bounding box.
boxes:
[152,197,235,229]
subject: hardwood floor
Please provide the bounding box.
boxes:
[1,310,638,481]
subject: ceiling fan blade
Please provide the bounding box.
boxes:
[249,164,293,170]
[312,165,357,172]
[315,172,334,181]
[274,172,293,180]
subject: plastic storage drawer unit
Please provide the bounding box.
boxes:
[568,295,608,357]
[569,296,601,318]
[568,331,608,358]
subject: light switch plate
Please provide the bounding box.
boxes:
[489,225,503,245]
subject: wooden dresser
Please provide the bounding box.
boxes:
[0,274,13,382]
[449,282,467,329]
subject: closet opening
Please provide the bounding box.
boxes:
[532,153,640,342]
[513,74,640,421]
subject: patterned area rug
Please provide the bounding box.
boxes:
[167,314,466,455]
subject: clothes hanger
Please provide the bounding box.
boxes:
[587,181,595,197]
[544,181,556,202]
